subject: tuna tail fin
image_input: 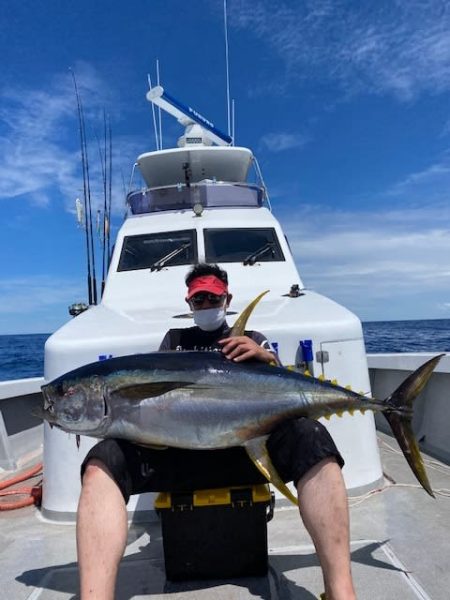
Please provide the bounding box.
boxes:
[382,353,444,498]
[229,290,270,337]
[244,436,298,505]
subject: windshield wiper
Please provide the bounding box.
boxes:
[150,242,191,271]
[243,242,275,266]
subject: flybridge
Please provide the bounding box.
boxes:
[146,85,233,147]
[131,84,268,214]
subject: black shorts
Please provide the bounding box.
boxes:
[81,418,344,503]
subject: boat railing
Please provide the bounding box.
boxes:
[0,378,44,471]
[127,181,265,215]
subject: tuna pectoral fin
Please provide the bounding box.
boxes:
[110,381,195,401]
[383,353,444,497]
[244,437,298,506]
[230,290,270,337]
[138,443,168,450]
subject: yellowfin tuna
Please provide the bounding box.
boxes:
[38,292,442,502]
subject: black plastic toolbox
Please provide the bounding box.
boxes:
[155,484,274,581]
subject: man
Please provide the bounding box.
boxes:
[77,263,356,600]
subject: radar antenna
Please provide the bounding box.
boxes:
[146,86,232,147]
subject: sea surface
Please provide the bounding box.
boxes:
[0,334,51,382]
[0,320,449,382]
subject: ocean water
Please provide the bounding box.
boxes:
[0,320,449,382]
[363,319,450,353]
[0,334,51,382]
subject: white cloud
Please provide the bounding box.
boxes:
[228,1,450,100]
[0,63,142,214]
[0,277,87,333]
[259,131,308,152]
[0,276,85,314]
[270,152,450,319]
[385,159,450,203]
[277,201,450,319]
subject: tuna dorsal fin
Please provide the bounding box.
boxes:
[111,381,194,401]
[244,436,298,505]
[229,290,270,337]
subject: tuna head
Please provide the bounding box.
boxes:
[40,374,108,435]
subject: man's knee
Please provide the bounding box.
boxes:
[297,455,340,484]
[81,458,113,485]
[268,418,336,457]
[80,439,134,502]
[267,418,345,486]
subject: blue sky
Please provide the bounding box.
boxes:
[1,0,449,334]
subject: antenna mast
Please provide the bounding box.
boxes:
[156,59,163,149]
[224,0,231,138]
[232,98,235,144]
[147,73,160,150]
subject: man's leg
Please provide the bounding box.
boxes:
[297,457,356,600]
[77,459,128,600]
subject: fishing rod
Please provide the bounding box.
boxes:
[106,118,113,271]
[80,99,98,305]
[71,70,95,306]
[95,111,108,297]
[102,112,108,296]
[93,110,114,297]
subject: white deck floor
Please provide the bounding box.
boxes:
[2,432,449,600]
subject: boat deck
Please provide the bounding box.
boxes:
[2,431,449,600]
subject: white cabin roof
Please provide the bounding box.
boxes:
[120,205,276,234]
[137,146,253,188]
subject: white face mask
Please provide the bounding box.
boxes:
[193,307,227,331]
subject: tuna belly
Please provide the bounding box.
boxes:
[109,387,303,449]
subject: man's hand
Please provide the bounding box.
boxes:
[218,336,276,364]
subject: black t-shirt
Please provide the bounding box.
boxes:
[158,322,273,353]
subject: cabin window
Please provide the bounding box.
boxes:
[118,230,198,271]
[204,228,285,264]
[127,183,264,214]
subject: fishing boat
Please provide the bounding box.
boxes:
[1,86,449,599]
